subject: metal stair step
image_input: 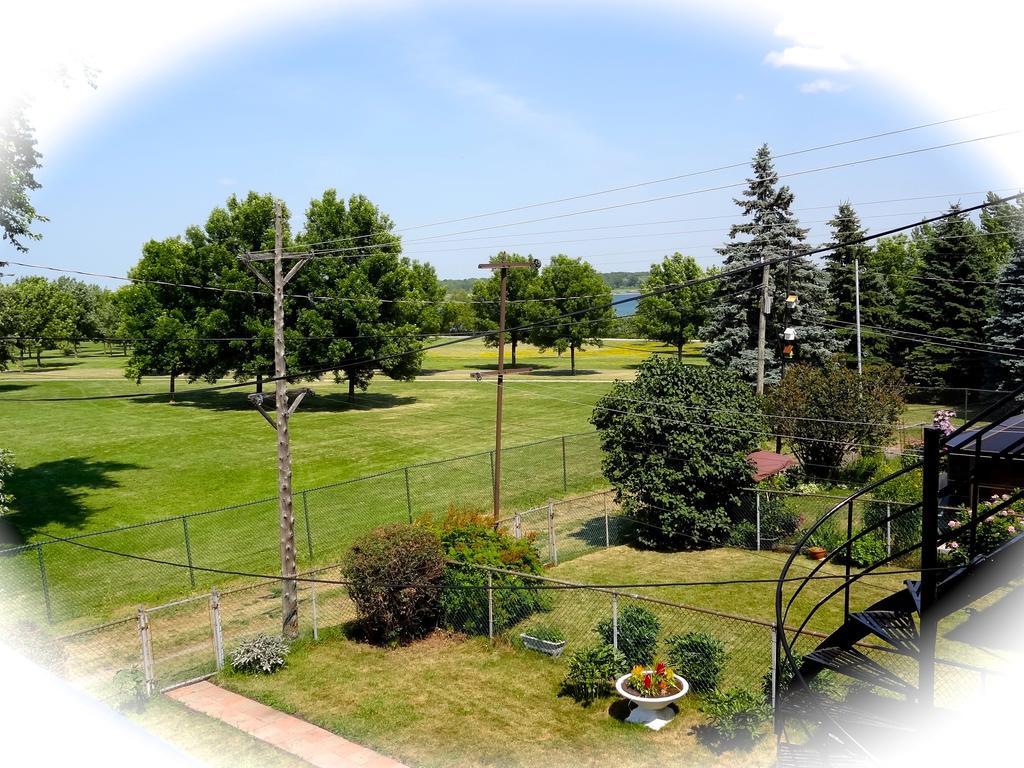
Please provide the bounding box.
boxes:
[804,647,916,695]
[781,690,916,732]
[904,579,921,613]
[851,610,920,655]
[777,742,869,768]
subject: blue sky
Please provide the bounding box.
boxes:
[14,3,1021,281]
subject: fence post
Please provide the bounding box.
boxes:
[514,511,522,540]
[487,571,494,642]
[35,544,53,624]
[886,504,892,558]
[137,606,156,696]
[404,467,413,523]
[209,588,224,671]
[770,625,778,711]
[755,492,762,552]
[604,492,610,548]
[611,594,619,651]
[302,491,314,564]
[181,516,196,589]
[561,436,568,492]
[547,500,557,565]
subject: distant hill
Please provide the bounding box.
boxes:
[441,270,648,295]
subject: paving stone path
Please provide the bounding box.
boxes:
[167,680,408,768]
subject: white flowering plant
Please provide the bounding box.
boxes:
[942,493,1024,564]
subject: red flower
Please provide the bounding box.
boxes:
[643,674,653,689]
[655,662,666,675]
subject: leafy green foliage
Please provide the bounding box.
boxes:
[561,643,628,705]
[0,448,13,517]
[864,458,923,552]
[634,253,712,357]
[595,603,660,666]
[664,632,727,694]
[114,666,148,712]
[343,524,445,646]
[527,255,615,374]
[762,649,840,701]
[700,687,770,742]
[425,508,549,636]
[520,624,565,643]
[230,633,290,674]
[470,252,539,367]
[945,493,1024,563]
[0,103,46,252]
[986,213,1024,388]
[591,357,765,548]
[806,519,846,552]
[768,362,905,477]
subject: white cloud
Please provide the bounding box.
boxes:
[799,78,848,94]
[764,45,853,71]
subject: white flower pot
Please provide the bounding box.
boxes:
[615,672,689,728]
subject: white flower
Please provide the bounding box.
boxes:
[1009,526,1017,534]
[949,541,959,549]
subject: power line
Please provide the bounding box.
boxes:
[821,318,1024,357]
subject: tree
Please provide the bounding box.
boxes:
[634,253,712,359]
[470,252,539,367]
[900,206,997,387]
[591,357,766,549]
[701,144,839,381]
[824,203,897,365]
[767,363,906,477]
[527,255,614,374]
[986,219,1024,388]
[979,191,1024,272]
[1,103,46,253]
[4,276,76,365]
[0,283,15,370]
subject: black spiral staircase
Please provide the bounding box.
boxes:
[774,384,1024,767]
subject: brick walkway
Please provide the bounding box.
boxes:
[166,681,407,768]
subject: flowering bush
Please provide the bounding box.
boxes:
[943,493,1024,564]
[624,660,682,698]
[933,409,957,436]
[231,633,289,674]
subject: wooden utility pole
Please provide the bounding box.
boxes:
[240,202,312,638]
[479,257,540,525]
[755,255,771,395]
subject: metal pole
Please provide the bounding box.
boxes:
[547,500,557,565]
[492,266,508,525]
[844,499,854,621]
[404,467,414,524]
[886,505,892,558]
[311,577,319,642]
[181,516,196,589]
[487,571,494,642]
[756,492,762,552]
[854,255,863,375]
[35,544,53,624]
[756,256,770,395]
[919,426,942,710]
[612,594,619,651]
[770,625,778,710]
[604,493,610,548]
[209,588,224,671]
[514,512,522,540]
[137,606,156,696]
[561,435,568,492]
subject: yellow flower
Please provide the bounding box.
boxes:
[666,667,675,679]
[631,665,644,677]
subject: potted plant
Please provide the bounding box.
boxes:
[615,661,689,727]
[520,624,567,657]
[806,546,827,560]
[805,521,843,561]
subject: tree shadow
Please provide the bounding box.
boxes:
[529,368,601,377]
[0,457,141,545]
[568,516,612,548]
[0,383,30,393]
[127,389,416,413]
[692,723,762,754]
[944,584,1024,651]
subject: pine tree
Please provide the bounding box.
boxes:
[701,144,839,382]
[901,206,997,387]
[824,202,896,365]
[986,219,1024,388]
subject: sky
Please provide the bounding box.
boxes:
[4,1,1024,285]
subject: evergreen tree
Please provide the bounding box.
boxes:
[824,202,896,365]
[901,206,997,387]
[979,191,1024,271]
[634,253,712,359]
[701,144,839,381]
[986,219,1024,388]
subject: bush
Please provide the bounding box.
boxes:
[595,603,660,666]
[561,643,628,705]
[762,650,839,701]
[841,534,888,568]
[700,688,770,742]
[231,634,289,674]
[864,459,923,553]
[944,493,1024,564]
[424,507,550,635]
[114,666,147,712]
[343,523,445,646]
[664,632,727,694]
[806,519,846,552]
[729,520,757,549]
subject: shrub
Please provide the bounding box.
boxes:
[841,534,888,568]
[759,502,802,545]
[729,520,757,549]
[944,493,1024,564]
[700,687,770,742]
[595,603,660,666]
[806,519,846,553]
[114,666,147,712]
[762,650,840,701]
[864,458,923,552]
[423,507,550,635]
[231,634,289,674]
[343,524,445,646]
[562,643,627,705]
[664,632,727,694]
[521,624,565,643]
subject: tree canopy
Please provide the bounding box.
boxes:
[1,103,46,253]
[986,215,1024,388]
[470,252,539,367]
[634,253,712,358]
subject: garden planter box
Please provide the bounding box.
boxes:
[807,546,827,560]
[520,634,567,657]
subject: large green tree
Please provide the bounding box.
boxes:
[634,253,712,359]
[701,144,839,381]
[824,203,897,365]
[1,103,46,253]
[470,252,539,367]
[591,357,765,549]
[900,206,997,387]
[526,255,614,374]
[4,276,76,365]
[985,217,1024,388]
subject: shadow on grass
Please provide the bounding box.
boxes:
[944,584,1024,651]
[0,457,142,544]
[529,369,601,377]
[128,389,416,413]
[0,383,30,393]
[692,723,763,754]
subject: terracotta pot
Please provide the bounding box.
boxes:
[807,546,827,560]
